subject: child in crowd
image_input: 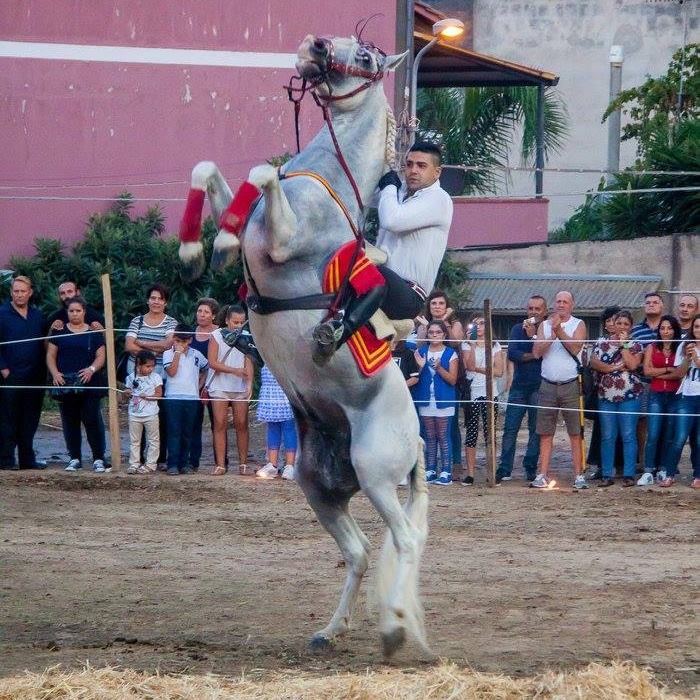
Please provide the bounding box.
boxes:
[163,324,209,475]
[256,365,297,480]
[124,350,163,474]
[412,320,459,485]
[208,305,254,476]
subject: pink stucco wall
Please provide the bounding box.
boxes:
[448,197,549,249]
[0,1,397,263]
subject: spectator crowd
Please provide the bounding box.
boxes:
[0,275,698,491]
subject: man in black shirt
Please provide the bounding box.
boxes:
[47,280,104,331]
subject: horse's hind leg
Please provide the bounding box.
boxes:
[350,415,430,658]
[296,475,370,650]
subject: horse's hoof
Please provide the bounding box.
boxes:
[179,253,206,282]
[309,634,333,652]
[381,627,406,658]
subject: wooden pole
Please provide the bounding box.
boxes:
[101,273,121,471]
[484,299,496,486]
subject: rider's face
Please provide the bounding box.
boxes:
[404,151,441,195]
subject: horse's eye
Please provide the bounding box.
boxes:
[356,50,371,63]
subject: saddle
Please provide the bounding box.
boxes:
[322,242,412,377]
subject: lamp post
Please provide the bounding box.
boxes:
[408,18,465,147]
[607,45,624,177]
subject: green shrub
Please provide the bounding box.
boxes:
[3,194,244,349]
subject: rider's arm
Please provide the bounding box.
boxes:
[377,187,452,235]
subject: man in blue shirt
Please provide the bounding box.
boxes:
[496,295,547,483]
[0,276,47,469]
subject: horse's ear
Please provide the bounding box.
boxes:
[383,50,409,72]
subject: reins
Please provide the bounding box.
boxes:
[246,40,386,320]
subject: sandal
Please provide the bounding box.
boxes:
[238,463,248,475]
[658,477,675,488]
[212,465,227,476]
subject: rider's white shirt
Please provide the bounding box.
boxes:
[375,180,453,293]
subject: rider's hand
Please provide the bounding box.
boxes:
[378,170,401,191]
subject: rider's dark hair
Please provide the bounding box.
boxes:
[409,141,442,164]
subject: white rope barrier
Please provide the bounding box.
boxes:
[0,186,698,203]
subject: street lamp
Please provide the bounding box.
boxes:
[409,17,465,146]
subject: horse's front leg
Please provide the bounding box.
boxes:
[179,161,233,280]
[212,164,298,269]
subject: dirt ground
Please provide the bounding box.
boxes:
[1,413,699,694]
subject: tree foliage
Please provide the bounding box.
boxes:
[417,85,569,194]
[553,47,699,242]
[603,43,699,158]
[2,194,244,348]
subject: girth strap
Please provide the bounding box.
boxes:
[247,292,337,316]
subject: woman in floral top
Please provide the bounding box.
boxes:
[590,310,643,487]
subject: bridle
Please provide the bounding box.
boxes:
[285,36,386,212]
[245,37,387,322]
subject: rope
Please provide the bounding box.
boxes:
[2,185,698,203]
[385,106,398,169]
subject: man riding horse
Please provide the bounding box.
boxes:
[217,140,453,359]
[312,140,453,357]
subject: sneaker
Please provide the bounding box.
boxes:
[573,475,589,490]
[435,471,452,485]
[281,465,296,481]
[126,465,138,475]
[636,472,654,486]
[256,463,278,479]
[461,475,474,486]
[621,478,635,487]
[93,459,106,473]
[530,473,549,489]
[658,476,675,488]
[136,465,151,474]
[166,466,179,476]
[597,478,615,488]
[65,459,81,472]
[500,475,512,482]
[655,470,667,484]
[181,466,195,475]
[425,470,437,483]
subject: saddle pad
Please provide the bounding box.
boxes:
[323,242,391,377]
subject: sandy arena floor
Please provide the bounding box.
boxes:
[1,415,698,694]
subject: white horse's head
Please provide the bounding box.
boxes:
[296,35,407,110]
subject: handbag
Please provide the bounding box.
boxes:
[49,372,84,401]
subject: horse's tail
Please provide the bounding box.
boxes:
[376,437,430,655]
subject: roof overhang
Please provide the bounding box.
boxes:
[415,30,559,88]
[462,273,661,314]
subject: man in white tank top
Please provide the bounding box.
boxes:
[532,291,588,490]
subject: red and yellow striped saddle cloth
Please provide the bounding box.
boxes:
[322,241,391,377]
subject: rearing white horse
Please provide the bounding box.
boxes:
[179,34,430,658]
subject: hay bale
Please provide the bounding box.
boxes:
[0,661,688,700]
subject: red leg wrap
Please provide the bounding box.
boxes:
[220,181,261,235]
[179,188,206,243]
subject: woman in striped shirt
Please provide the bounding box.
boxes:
[125,284,178,465]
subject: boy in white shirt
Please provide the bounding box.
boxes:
[163,324,208,475]
[125,350,163,474]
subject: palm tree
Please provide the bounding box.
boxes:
[416,86,569,194]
